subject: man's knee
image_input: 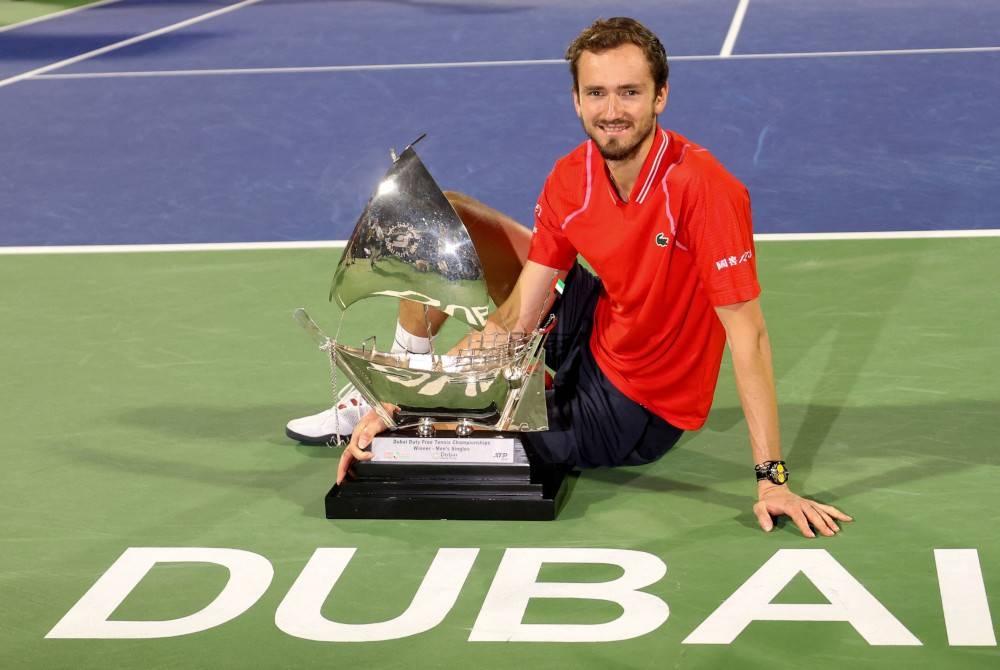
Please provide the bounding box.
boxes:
[441,190,530,305]
[443,190,474,212]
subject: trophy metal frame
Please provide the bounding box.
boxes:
[295,136,569,520]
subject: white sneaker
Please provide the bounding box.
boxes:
[285,390,370,445]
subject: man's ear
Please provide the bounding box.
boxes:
[655,83,670,114]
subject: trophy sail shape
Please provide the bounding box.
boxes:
[330,144,490,330]
[312,140,551,433]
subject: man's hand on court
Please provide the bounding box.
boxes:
[753,486,853,538]
[335,404,394,485]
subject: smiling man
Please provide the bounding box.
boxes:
[292,17,851,538]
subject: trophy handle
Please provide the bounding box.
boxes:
[496,314,556,431]
[293,308,329,347]
[293,308,398,430]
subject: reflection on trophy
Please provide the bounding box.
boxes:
[295,136,569,520]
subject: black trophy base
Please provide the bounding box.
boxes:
[325,436,569,521]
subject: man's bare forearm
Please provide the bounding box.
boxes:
[452,260,566,352]
[715,299,783,476]
[727,325,785,495]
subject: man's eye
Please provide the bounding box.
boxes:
[624,89,639,96]
[587,90,604,97]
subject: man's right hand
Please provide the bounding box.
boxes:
[335,404,394,485]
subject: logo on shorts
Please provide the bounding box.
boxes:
[655,232,669,247]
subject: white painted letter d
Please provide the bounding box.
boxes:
[46,547,273,639]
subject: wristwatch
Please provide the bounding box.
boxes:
[755,460,789,485]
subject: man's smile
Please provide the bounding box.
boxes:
[598,121,632,134]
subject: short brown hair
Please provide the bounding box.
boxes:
[565,17,669,92]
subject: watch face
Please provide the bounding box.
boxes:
[772,462,788,484]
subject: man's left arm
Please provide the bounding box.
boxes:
[715,298,853,537]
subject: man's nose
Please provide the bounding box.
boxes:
[605,93,622,117]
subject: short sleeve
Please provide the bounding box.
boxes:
[527,175,579,271]
[688,174,761,306]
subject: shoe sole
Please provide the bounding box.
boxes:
[285,426,350,446]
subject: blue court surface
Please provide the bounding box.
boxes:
[2,0,999,245]
[1,2,999,669]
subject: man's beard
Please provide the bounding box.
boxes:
[586,116,656,162]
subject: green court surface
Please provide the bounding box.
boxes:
[0,0,97,27]
[1,238,998,669]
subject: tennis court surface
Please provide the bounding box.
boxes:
[2,2,998,668]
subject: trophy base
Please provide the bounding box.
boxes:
[325,434,570,521]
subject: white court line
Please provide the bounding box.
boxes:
[33,58,568,80]
[0,241,346,255]
[27,45,1000,81]
[2,231,999,255]
[720,0,751,57]
[0,0,265,90]
[0,0,121,34]
[723,44,1000,61]
[755,229,1000,241]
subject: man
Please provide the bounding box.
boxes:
[288,17,851,538]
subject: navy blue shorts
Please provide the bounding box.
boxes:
[522,263,684,468]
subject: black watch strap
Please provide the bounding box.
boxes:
[755,460,789,485]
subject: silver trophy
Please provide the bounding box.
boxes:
[295,137,567,520]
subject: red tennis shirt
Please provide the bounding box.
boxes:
[528,127,760,430]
